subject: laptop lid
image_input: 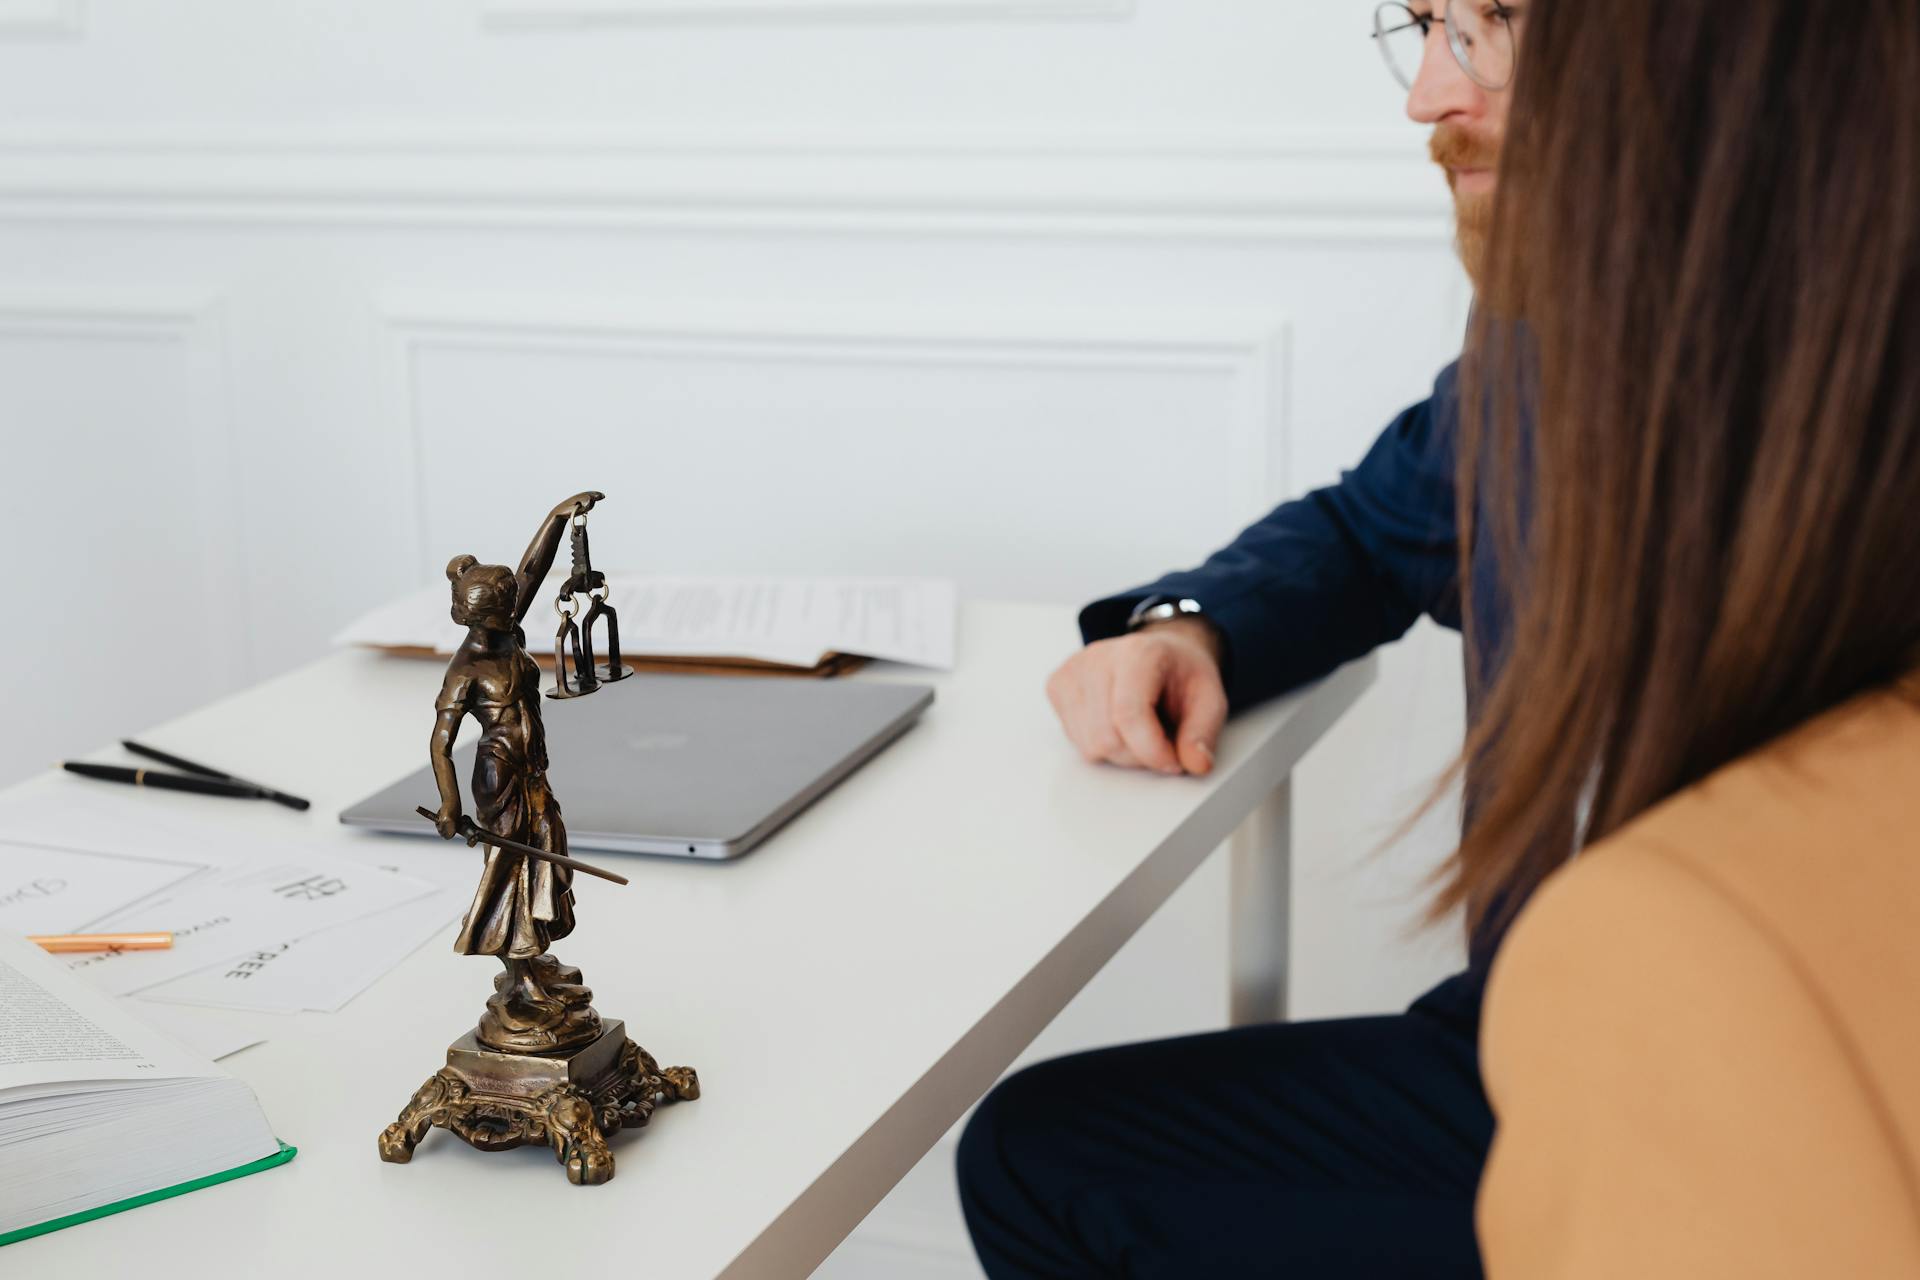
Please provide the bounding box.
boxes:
[339,674,934,860]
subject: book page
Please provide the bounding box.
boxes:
[0,932,216,1092]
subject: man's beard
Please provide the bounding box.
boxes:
[1430,123,1500,290]
[1453,188,1494,289]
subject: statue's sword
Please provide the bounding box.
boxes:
[414,806,630,886]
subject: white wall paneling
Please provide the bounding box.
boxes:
[486,0,1134,28]
[0,0,80,38]
[0,289,242,785]
[0,128,1449,241]
[378,294,1290,590]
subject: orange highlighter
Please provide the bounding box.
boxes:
[29,933,174,954]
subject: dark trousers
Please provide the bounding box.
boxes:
[956,974,1492,1279]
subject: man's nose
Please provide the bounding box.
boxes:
[1405,16,1486,123]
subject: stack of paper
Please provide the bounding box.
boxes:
[0,819,469,1029]
[137,829,472,1018]
[334,575,958,672]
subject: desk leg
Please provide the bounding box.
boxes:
[1228,776,1292,1027]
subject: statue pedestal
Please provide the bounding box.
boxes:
[377,1019,699,1185]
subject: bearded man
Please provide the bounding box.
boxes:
[959,5,1523,1277]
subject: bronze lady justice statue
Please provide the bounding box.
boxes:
[431,490,602,1051]
[378,493,696,1185]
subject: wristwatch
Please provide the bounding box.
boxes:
[1126,595,1205,632]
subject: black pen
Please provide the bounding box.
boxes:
[63,762,272,801]
[121,740,311,811]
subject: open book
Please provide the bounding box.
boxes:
[0,933,291,1248]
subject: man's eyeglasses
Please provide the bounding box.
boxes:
[1372,1,1517,93]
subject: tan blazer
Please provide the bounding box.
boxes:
[1477,673,1920,1278]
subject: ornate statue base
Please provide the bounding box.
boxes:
[483,953,604,1053]
[377,1013,700,1185]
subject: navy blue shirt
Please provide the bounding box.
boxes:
[1081,360,1506,709]
[1079,360,1510,1004]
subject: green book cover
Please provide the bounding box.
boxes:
[0,1140,297,1249]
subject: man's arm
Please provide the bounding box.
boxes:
[1081,360,1463,712]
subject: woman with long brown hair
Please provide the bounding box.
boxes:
[1466,0,1920,1271]
[963,0,1920,1272]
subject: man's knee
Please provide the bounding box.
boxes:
[959,1059,1104,1277]
[959,1064,1033,1200]
[959,1056,1096,1211]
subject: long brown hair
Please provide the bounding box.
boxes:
[1441,0,1920,938]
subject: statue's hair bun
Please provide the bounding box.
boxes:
[446,554,479,582]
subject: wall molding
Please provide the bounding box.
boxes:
[375,292,1292,576]
[0,289,214,341]
[487,0,1131,27]
[0,0,81,38]
[0,287,247,675]
[0,127,1451,240]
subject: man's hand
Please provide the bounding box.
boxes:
[1045,617,1227,776]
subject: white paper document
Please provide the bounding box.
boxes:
[138,897,459,1015]
[0,783,464,1016]
[0,841,209,936]
[620,577,958,669]
[71,858,439,997]
[139,831,473,1015]
[334,574,958,670]
[120,999,267,1061]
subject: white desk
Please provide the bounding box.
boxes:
[4,601,1373,1279]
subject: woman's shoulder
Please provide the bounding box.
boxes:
[1482,835,1796,1090]
[1483,677,1920,1209]
[1478,822,1920,1277]
[1496,676,1920,1015]
[1582,677,1920,972]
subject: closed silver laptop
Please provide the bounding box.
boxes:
[339,674,934,860]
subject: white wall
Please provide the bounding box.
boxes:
[0,2,1472,1271]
